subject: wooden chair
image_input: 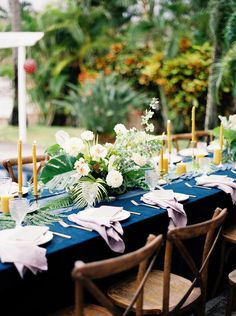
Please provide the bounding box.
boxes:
[107,208,227,316]
[69,234,163,316]
[226,269,236,316]
[212,224,236,296]
[2,155,47,183]
[172,130,212,152]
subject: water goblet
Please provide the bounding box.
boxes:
[9,198,29,227]
[84,183,98,210]
[198,157,211,176]
[0,177,12,195]
[145,169,160,191]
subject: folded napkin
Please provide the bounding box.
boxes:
[142,191,187,228]
[0,226,48,277]
[68,206,125,253]
[196,175,236,204]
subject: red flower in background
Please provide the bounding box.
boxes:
[24,59,37,74]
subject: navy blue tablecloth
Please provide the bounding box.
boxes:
[0,169,235,315]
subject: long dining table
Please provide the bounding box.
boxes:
[0,168,235,316]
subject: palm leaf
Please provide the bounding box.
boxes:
[71,175,108,209]
[45,170,78,191]
[40,154,76,184]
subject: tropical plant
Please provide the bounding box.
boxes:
[54,73,144,134]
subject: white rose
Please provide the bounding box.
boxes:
[106,170,123,188]
[74,158,90,176]
[55,130,70,149]
[90,144,108,160]
[65,137,85,157]
[80,130,94,141]
[114,124,127,134]
[131,153,147,167]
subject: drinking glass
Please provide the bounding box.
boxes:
[9,198,29,227]
[84,183,98,210]
[198,157,211,176]
[145,169,160,191]
[0,177,12,195]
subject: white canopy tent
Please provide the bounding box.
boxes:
[0,32,44,142]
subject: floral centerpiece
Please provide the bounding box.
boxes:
[214,114,236,162]
[40,98,161,208]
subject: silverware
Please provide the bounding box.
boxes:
[58,220,92,232]
[131,200,160,210]
[50,231,72,239]
[129,210,141,215]
[185,183,211,190]
[231,169,236,174]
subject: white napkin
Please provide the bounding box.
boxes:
[196,175,236,204]
[0,226,48,277]
[142,191,187,228]
[68,206,125,253]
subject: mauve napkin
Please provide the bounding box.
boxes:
[68,206,125,253]
[196,175,236,204]
[142,191,187,228]
[0,226,48,277]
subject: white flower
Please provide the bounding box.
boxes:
[131,153,147,167]
[55,130,70,149]
[74,158,90,176]
[219,115,229,129]
[145,123,154,132]
[114,124,127,134]
[90,144,108,160]
[80,130,94,141]
[108,155,117,171]
[229,115,236,130]
[106,170,123,188]
[65,137,85,157]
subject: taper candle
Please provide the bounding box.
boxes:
[167,120,172,154]
[213,148,222,165]
[219,123,224,151]
[32,141,38,197]
[159,147,164,172]
[191,106,196,142]
[18,139,23,196]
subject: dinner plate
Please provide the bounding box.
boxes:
[10,182,28,197]
[78,207,130,222]
[144,190,189,202]
[153,155,182,164]
[36,231,53,245]
[179,148,208,157]
[111,210,130,221]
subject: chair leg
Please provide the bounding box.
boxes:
[225,283,235,316]
[212,240,226,297]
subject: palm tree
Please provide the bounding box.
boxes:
[205,0,236,129]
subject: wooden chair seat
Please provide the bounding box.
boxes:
[108,270,200,314]
[222,225,236,243]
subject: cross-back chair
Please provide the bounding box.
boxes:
[2,155,47,183]
[71,234,163,316]
[172,130,212,152]
[107,208,227,316]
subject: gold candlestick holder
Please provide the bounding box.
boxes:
[191,140,197,169]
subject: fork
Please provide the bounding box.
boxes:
[131,200,160,210]
[58,220,92,232]
[185,182,211,190]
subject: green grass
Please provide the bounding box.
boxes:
[0,124,83,148]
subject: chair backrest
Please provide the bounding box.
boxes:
[72,234,163,316]
[2,155,47,183]
[172,130,212,152]
[162,207,227,315]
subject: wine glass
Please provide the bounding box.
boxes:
[9,198,29,227]
[84,183,98,210]
[0,177,12,195]
[145,169,160,191]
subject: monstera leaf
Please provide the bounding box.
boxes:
[40,154,76,184]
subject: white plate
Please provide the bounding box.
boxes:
[153,155,182,164]
[144,190,189,202]
[36,231,53,245]
[10,182,28,197]
[179,148,208,157]
[111,210,130,221]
